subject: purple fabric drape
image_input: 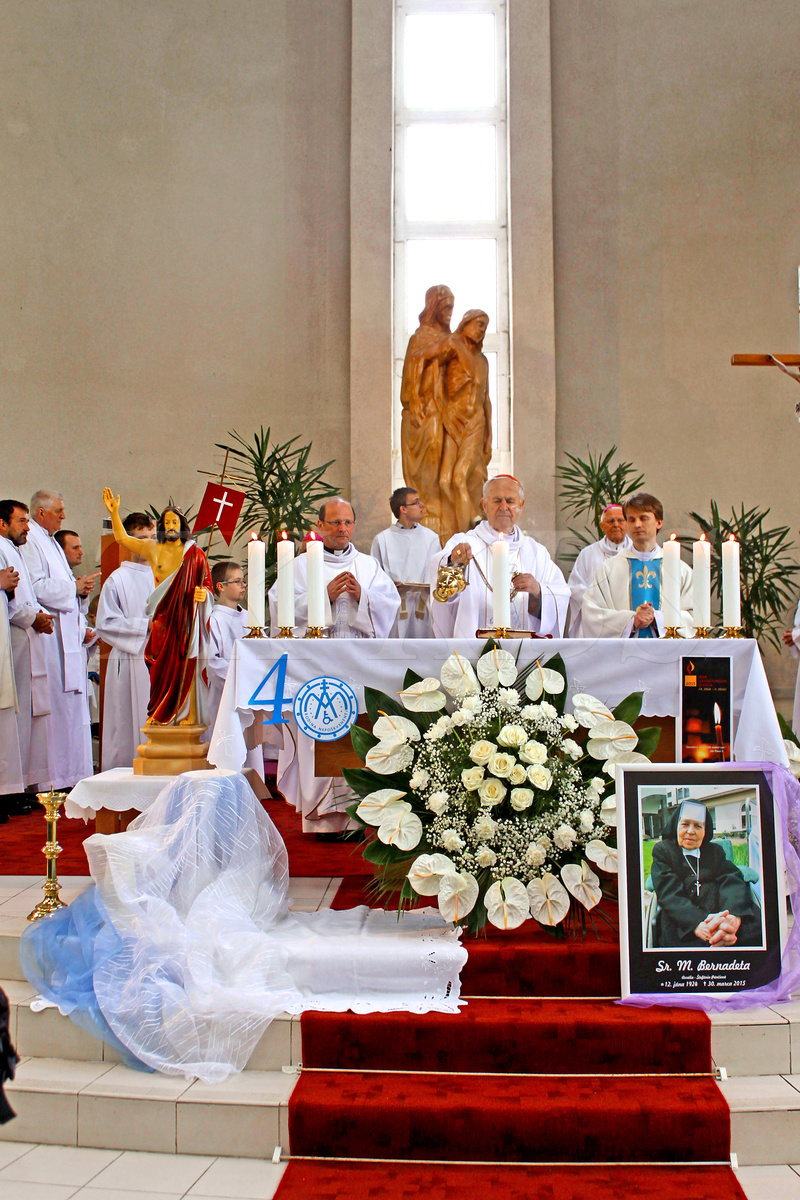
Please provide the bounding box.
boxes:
[621,762,800,1011]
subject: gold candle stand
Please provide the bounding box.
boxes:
[244,626,265,639]
[304,626,325,638]
[475,628,536,639]
[276,627,296,638]
[28,788,68,922]
[692,627,712,639]
[722,626,743,638]
[662,627,683,639]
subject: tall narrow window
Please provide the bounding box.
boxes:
[393,0,511,491]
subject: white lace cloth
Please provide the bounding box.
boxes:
[80,770,466,1083]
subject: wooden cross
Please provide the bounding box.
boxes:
[732,354,800,415]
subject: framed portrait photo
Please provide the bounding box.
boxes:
[617,764,786,1002]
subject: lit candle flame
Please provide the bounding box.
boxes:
[249,532,257,541]
[669,532,677,541]
[727,534,736,543]
[280,530,287,541]
[714,703,722,725]
[700,532,707,542]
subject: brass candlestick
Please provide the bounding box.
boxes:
[722,626,743,638]
[663,627,683,639]
[244,626,265,639]
[276,627,296,638]
[692,627,712,639]
[28,788,68,922]
[304,626,325,638]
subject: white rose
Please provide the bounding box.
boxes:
[579,808,595,833]
[473,813,498,840]
[499,688,520,708]
[461,765,485,791]
[553,823,577,850]
[562,739,582,760]
[497,724,527,748]
[478,778,507,807]
[527,764,553,791]
[510,787,534,811]
[519,740,548,765]
[488,751,516,779]
[560,713,579,732]
[539,702,558,720]
[525,842,547,868]
[476,845,497,868]
[508,763,528,786]
[428,792,450,816]
[409,768,429,789]
[469,740,496,766]
[441,829,465,853]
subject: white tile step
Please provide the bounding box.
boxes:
[0,1057,297,1159]
[721,1073,800,1165]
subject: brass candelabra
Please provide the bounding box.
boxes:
[27,788,68,922]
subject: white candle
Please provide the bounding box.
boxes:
[246,534,266,628]
[306,533,326,628]
[722,534,741,628]
[692,533,711,629]
[276,532,295,629]
[492,533,511,630]
[661,534,682,628]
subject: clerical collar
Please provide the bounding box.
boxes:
[481,521,520,544]
[602,536,628,554]
[326,547,352,557]
[629,545,660,561]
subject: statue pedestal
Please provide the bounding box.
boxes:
[133,724,211,776]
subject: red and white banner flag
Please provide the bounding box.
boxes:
[192,483,246,546]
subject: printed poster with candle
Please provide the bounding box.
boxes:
[680,657,732,764]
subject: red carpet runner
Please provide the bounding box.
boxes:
[275,906,746,1200]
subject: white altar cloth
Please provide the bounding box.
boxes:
[66,767,176,820]
[208,638,787,772]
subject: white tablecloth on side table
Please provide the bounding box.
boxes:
[208,637,787,772]
[66,767,176,820]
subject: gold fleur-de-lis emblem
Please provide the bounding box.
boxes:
[635,565,657,589]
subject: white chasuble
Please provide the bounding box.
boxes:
[267,545,400,833]
[21,521,93,788]
[371,522,441,638]
[430,522,570,640]
[0,588,24,794]
[567,535,632,637]
[581,547,693,639]
[0,536,51,788]
[95,561,153,771]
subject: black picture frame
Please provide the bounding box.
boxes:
[617,765,786,1001]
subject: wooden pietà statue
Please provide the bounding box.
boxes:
[401,285,492,544]
[103,488,214,774]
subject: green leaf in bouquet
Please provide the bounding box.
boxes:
[362,838,407,866]
[402,667,424,689]
[350,724,379,762]
[363,685,410,727]
[613,691,644,726]
[634,725,661,760]
[778,710,799,748]
[542,653,568,714]
[342,766,410,797]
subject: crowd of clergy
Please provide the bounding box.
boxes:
[0,474,716,825]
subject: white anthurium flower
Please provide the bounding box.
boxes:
[437,871,479,923]
[601,750,651,777]
[525,663,566,702]
[377,805,423,851]
[398,678,447,712]
[476,647,517,689]
[587,720,638,759]
[784,740,800,779]
[440,652,480,699]
[599,794,617,827]
[407,853,457,896]
[561,861,602,911]
[585,839,619,874]
[527,873,570,927]
[372,714,421,744]
[365,740,415,775]
[571,694,614,730]
[356,789,408,826]
[485,878,531,930]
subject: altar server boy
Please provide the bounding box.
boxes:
[207,561,248,736]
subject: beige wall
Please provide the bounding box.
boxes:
[1,0,352,555]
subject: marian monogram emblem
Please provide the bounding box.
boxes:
[635,565,658,589]
[293,676,359,742]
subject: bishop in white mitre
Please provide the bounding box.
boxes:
[430,476,570,639]
[21,490,99,788]
[267,497,399,833]
[567,503,632,637]
[0,500,53,791]
[370,486,440,638]
[581,493,693,638]
[94,512,156,770]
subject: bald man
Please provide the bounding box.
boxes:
[566,504,632,637]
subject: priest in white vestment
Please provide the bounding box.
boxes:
[370,487,440,638]
[0,500,53,792]
[581,493,693,638]
[567,504,632,637]
[430,475,570,639]
[95,511,156,770]
[21,490,100,788]
[0,562,24,799]
[267,497,400,833]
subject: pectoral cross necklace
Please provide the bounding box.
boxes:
[685,854,701,897]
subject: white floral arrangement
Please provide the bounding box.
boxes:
[345,644,660,934]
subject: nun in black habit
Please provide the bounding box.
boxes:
[650,800,762,949]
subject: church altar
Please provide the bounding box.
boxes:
[208,637,787,772]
